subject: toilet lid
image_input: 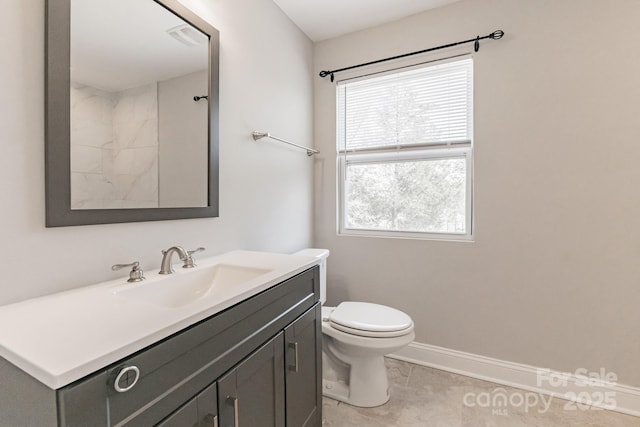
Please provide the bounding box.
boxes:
[329,302,413,338]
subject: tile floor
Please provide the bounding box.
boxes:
[322,358,640,426]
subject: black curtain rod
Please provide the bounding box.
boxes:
[319,29,504,82]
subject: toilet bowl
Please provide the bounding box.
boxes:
[294,249,415,408]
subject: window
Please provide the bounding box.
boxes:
[337,57,473,240]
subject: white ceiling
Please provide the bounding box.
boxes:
[273,0,461,42]
[71,0,208,92]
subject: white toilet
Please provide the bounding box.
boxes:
[294,249,415,408]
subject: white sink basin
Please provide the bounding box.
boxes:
[114,264,273,308]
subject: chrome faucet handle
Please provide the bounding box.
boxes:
[183,247,206,268]
[187,247,205,256]
[112,261,145,283]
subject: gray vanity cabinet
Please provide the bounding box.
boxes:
[0,266,321,427]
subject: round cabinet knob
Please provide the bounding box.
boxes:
[114,366,140,393]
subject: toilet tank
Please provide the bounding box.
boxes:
[293,248,330,304]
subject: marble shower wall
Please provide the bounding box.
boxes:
[70,82,159,209]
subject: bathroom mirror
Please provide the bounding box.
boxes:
[45,0,219,226]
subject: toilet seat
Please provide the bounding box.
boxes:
[324,302,414,338]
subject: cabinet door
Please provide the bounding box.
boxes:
[218,333,285,427]
[284,304,322,427]
[157,382,218,427]
[195,383,219,427]
[156,399,197,427]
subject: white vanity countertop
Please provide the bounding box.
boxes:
[0,251,318,389]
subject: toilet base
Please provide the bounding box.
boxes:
[322,350,391,407]
[322,378,390,408]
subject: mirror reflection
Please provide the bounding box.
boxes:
[69,0,209,209]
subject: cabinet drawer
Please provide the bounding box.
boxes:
[58,266,318,426]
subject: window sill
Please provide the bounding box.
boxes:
[337,228,474,242]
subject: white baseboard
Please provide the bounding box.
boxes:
[389,342,640,418]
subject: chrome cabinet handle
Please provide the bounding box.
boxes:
[204,414,218,427]
[289,342,299,373]
[227,396,239,427]
[113,366,140,393]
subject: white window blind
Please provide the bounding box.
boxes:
[337,58,473,153]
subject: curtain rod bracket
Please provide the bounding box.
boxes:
[319,29,504,81]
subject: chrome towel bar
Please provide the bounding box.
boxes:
[251,131,319,156]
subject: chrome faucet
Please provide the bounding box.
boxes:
[112,261,145,282]
[159,246,205,274]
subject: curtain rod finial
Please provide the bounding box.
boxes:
[491,30,504,39]
[319,70,336,82]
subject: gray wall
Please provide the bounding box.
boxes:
[0,0,313,305]
[158,70,208,208]
[314,0,640,387]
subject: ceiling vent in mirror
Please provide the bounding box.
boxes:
[166,24,207,47]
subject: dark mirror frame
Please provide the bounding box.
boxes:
[45,0,219,227]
